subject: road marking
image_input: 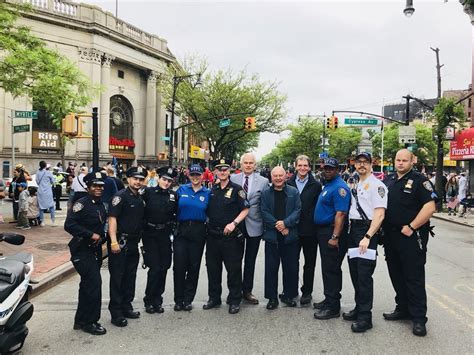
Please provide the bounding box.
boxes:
[454,284,474,293]
[427,284,474,318]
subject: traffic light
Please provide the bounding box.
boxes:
[326,117,332,129]
[250,117,256,130]
[62,113,78,136]
[333,116,338,129]
[244,117,256,131]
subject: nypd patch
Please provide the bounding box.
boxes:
[423,181,433,192]
[112,196,121,207]
[169,194,176,201]
[378,186,385,198]
[72,202,84,213]
[338,188,347,198]
[238,190,247,199]
[199,196,205,202]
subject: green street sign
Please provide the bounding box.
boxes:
[13,124,30,133]
[13,110,38,119]
[219,118,231,128]
[344,118,378,125]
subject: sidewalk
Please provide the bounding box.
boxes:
[432,211,474,228]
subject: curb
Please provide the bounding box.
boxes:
[432,215,474,228]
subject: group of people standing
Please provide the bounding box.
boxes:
[64,148,437,339]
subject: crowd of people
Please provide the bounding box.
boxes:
[60,148,451,340]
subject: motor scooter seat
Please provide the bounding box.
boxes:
[0,259,26,303]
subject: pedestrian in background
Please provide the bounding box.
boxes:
[71,166,89,203]
[9,165,27,221]
[52,167,64,211]
[445,174,459,216]
[36,161,56,226]
[458,172,468,216]
[146,169,158,187]
[16,182,30,230]
[27,186,40,226]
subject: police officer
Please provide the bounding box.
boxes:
[313,158,350,320]
[173,164,210,311]
[142,166,178,314]
[383,149,436,337]
[107,166,147,327]
[344,153,387,332]
[204,159,249,314]
[64,171,107,335]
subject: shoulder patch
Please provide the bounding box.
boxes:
[169,193,176,201]
[72,202,84,213]
[238,190,247,199]
[338,188,347,198]
[377,186,385,198]
[112,196,121,206]
[423,181,433,192]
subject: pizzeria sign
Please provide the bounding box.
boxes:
[449,127,474,160]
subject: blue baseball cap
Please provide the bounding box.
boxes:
[189,164,203,175]
[355,152,372,162]
[323,158,339,168]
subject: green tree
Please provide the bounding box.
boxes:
[159,59,287,159]
[327,127,362,163]
[0,2,96,125]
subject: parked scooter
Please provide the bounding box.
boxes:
[0,233,34,354]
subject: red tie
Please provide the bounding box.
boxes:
[243,176,249,193]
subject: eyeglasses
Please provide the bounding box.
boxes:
[355,160,370,165]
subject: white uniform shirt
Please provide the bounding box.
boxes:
[349,174,388,220]
[71,173,87,192]
[458,176,467,200]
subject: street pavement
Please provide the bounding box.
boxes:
[14,218,473,354]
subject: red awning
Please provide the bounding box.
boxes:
[450,127,474,160]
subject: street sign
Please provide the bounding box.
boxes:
[160,136,170,141]
[344,118,378,126]
[398,125,416,144]
[13,110,38,119]
[13,124,30,133]
[319,152,328,158]
[219,118,231,128]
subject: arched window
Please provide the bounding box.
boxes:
[109,95,134,152]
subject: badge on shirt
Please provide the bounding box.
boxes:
[238,190,247,199]
[377,186,385,198]
[112,196,121,206]
[423,181,433,192]
[338,188,347,198]
[363,183,369,190]
[199,196,205,202]
[72,202,84,213]
[169,194,176,201]
[225,188,233,198]
[405,179,413,190]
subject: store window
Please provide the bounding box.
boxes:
[109,95,135,152]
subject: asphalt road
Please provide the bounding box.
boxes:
[21,219,473,354]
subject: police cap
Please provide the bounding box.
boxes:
[157,166,177,180]
[189,164,203,175]
[83,171,107,186]
[323,158,339,168]
[126,166,148,179]
[213,159,231,169]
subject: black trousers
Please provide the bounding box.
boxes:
[107,240,140,319]
[316,225,347,311]
[54,185,62,209]
[264,239,299,300]
[298,234,318,296]
[242,231,262,295]
[70,247,102,325]
[173,223,206,304]
[347,222,377,321]
[12,200,19,221]
[205,234,244,305]
[142,229,172,307]
[384,226,429,324]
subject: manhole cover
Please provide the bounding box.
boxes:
[37,243,69,251]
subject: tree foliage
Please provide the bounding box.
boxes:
[159,58,287,159]
[0,2,96,126]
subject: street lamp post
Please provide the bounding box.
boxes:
[168,73,201,167]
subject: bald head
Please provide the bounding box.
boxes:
[271,166,286,190]
[395,148,414,176]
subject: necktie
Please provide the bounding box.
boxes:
[243,176,249,193]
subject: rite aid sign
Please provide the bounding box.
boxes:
[450,127,474,160]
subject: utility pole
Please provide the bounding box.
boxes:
[92,107,99,171]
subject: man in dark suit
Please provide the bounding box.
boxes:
[287,155,322,305]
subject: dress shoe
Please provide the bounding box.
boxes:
[229,304,240,314]
[174,303,184,311]
[111,317,128,327]
[243,292,259,305]
[203,299,222,310]
[313,299,328,310]
[82,322,107,335]
[314,308,340,320]
[183,303,193,311]
[145,305,156,314]
[351,320,373,333]
[342,309,358,321]
[123,310,140,319]
[266,299,279,310]
[155,304,165,313]
[300,294,312,305]
[412,322,427,336]
[280,296,297,307]
[383,308,410,321]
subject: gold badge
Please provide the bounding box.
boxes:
[95,172,101,179]
[363,183,369,190]
[225,187,233,198]
[405,179,413,189]
[72,202,84,213]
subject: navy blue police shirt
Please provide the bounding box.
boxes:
[314,175,350,225]
[108,187,145,235]
[176,183,210,222]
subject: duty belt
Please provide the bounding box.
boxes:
[146,222,167,230]
[350,219,371,225]
[179,220,205,227]
[118,232,141,240]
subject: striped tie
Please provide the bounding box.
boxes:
[243,176,249,193]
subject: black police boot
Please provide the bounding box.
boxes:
[123,310,140,319]
[280,296,297,307]
[83,322,107,335]
[342,309,358,321]
[351,320,373,333]
[383,307,410,321]
[155,304,165,313]
[229,304,240,314]
[266,299,279,310]
[203,299,222,310]
[300,294,312,305]
[174,303,184,311]
[111,317,128,327]
[183,303,193,311]
[412,322,427,336]
[314,308,340,320]
[313,299,328,310]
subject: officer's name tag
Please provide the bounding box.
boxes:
[348,248,376,260]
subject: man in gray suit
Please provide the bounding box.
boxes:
[231,152,269,304]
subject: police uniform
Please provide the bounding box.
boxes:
[383,169,436,328]
[313,159,350,315]
[64,172,107,335]
[173,164,210,310]
[347,167,387,327]
[107,167,147,325]
[205,160,249,310]
[142,166,178,313]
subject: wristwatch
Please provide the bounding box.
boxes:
[331,234,339,240]
[364,233,372,240]
[232,220,239,227]
[408,224,416,232]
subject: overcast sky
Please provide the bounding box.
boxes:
[81,0,472,158]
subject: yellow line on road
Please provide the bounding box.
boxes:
[426,284,474,318]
